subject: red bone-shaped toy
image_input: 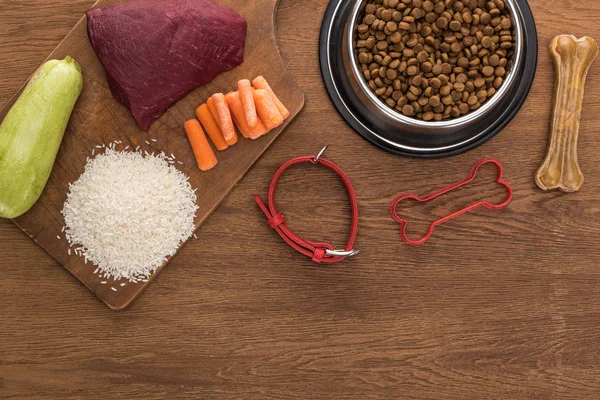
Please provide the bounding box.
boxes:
[390,158,513,245]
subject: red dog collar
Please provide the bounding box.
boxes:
[254,146,359,264]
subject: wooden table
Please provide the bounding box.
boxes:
[1,1,600,398]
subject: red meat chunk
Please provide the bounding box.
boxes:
[87,0,247,130]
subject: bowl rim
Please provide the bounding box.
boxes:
[347,0,525,128]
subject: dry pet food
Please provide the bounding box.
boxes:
[354,0,515,121]
[536,35,598,193]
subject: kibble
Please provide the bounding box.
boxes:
[354,0,515,121]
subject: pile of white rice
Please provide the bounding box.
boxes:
[61,148,198,282]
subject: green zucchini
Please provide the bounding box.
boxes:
[0,56,83,218]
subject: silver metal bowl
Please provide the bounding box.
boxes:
[319,0,537,157]
[346,0,524,138]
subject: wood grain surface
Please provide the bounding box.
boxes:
[0,0,304,310]
[2,0,600,398]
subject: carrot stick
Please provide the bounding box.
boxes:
[211,93,238,146]
[251,76,290,119]
[252,89,284,130]
[225,91,268,139]
[207,97,219,125]
[207,96,238,146]
[195,104,228,151]
[238,79,258,128]
[184,119,218,172]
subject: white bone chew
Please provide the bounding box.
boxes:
[536,35,598,193]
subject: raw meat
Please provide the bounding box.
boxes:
[87,0,247,130]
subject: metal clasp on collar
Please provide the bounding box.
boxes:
[326,249,360,257]
[312,145,329,164]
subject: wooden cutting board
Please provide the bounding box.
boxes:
[1,0,304,310]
